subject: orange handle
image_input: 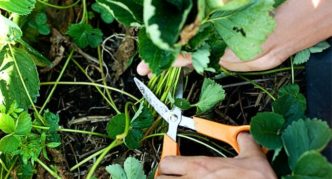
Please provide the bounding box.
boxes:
[193,117,250,153]
[155,134,179,178]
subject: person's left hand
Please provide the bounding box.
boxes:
[156,133,276,179]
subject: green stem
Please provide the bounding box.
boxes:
[116,102,132,140]
[177,134,227,157]
[40,49,74,114]
[80,0,88,23]
[32,125,108,138]
[70,147,106,171]
[8,45,45,124]
[239,75,276,101]
[36,158,61,179]
[37,0,81,9]
[97,46,120,114]
[220,68,276,101]
[86,140,123,179]
[40,81,139,102]
[72,59,121,114]
[237,66,305,76]
[290,58,295,84]
[0,159,8,172]
[4,157,17,179]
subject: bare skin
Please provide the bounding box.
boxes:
[137,0,332,178]
[157,133,276,179]
[137,0,332,75]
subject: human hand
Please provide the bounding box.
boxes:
[137,0,332,76]
[156,133,276,179]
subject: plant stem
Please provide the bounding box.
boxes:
[177,134,227,157]
[32,125,108,138]
[237,66,305,76]
[239,75,276,101]
[36,158,61,179]
[40,49,74,114]
[37,0,81,9]
[80,0,88,23]
[290,58,295,84]
[86,140,123,179]
[72,59,121,114]
[220,68,276,101]
[40,81,139,102]
[97,46,120,114]
[8,45,45,124]
[70,147,106,171]
[4,157,17,179]
[116,102,132,140]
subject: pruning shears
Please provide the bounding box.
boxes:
[134,76,250,175]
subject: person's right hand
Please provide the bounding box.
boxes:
[137,0,332,76]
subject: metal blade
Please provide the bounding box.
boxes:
[134,78,172,122]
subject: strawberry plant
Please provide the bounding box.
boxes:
[0,0,331,178]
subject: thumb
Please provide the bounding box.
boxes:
[237,133,263,157]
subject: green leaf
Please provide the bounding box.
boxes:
[44,110,59,132]
[284,151,332,179]
[309,41,330,53]
[274,0,286,8]
[0,48,40,110]
[28,12,50,35]
[97,0,143,26]
[144,0,192,50]
[0,0,36,15]
[0,14,22,50]
[281,119,332,169]
[293,49,310,65]
[250,112,285,149]
[138,29,178,75]
[174,98,191,110]
[46,142,61,148]
[131,103,153,129]
[107,113,126,138]
[0,113,15,133]
[207,0,254,12]
[124,157,146,179]
[18,133,43,164]
[15,111,32,135]
[293,41,330,65]
[106,164,126,179]
[212,0,275,60]
[191,45,215,74]
[66,23,103,48]
[17,39,52,67]
[188,23,215,50]
[124,129,143,149]
[196,78,225,113]
[278,84,306,111]
[92,2,115,24]
[0,134,20,153]
[272,95,305,125]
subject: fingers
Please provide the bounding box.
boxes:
[158,156,208,176]
[237,133,263,158]
[137,54,192,77]
[219,48,286,72]
[136,61,151,76]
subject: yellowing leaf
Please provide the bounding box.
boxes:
[0,14,22,50]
